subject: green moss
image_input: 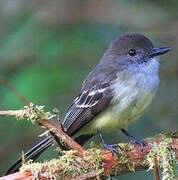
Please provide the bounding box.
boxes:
[89,141,103,149]
[144,133,177,179]
[10,103,56,124]
[163,132,178,138]
[20,132,177,179]
[109,143,136,177]
[20,149,104,179]
[119,143,132,153]
[127,161,135,172]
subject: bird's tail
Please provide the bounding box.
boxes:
[6,134,94,175]
[5,135,53,175]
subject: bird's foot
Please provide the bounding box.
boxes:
[120,128,145,151]
[99,133,120,155]
[129,136,145,151]
[102,142,120,155]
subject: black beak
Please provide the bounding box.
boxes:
[150,47,172,57]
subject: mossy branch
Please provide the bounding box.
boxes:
[0,103,177,180]
[0,103,85,154]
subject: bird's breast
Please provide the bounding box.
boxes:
[91,84,156,132]
[83,72,158,134]
[75,67,159,136]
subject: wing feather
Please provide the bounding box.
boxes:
[63,83,112,136]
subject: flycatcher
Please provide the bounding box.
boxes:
[6,33,172,174]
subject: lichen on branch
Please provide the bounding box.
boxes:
[9,102,56,123]
[0,104,177,179]
[11,132,178,179]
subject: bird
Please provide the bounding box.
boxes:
[6,33,172,174]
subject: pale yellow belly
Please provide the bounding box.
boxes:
[74,91,155,138]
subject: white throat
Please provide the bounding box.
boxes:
[109,57,159,128]
[115,57,159,92]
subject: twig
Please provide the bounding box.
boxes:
[154,155,160,180]
[0,76,29,104]
[0,104,85,154]
[0,171,32,180]
[38,119,85,155]
[0,110,14,116]
[70,171,101,180]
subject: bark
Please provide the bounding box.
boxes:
[0,132,177,180]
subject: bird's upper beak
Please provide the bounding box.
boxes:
[150,47,172,57]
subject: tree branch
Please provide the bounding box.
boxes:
[0,132,177,180]
[0,104,177,179]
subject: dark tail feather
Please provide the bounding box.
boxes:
[5,136,53,175]
[74,134,94,146]
[6,134,94,175]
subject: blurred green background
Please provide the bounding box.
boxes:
[0,0,177,179]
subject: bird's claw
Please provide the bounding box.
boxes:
[103,143,120,155]
[129,137,145,151]
[99,133,120,155]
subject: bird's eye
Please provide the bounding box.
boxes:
[128,49,137,56]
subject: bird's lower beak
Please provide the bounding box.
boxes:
[150,47,172,57]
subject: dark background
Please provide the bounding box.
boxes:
[0,0,177,179]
